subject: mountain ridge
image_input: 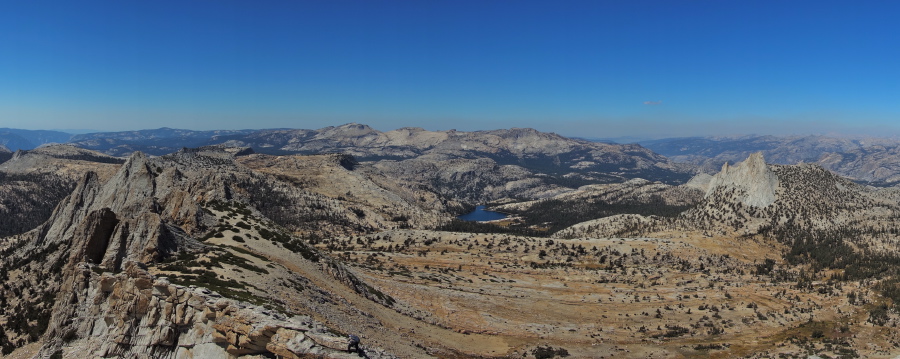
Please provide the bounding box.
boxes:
[0,128,73,151]
[0,149,416,358]
[640,134,900,184]
[7,131,900,357]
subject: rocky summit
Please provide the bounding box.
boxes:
[4,131,900,358]
[643,134,900,185]
[704,152,778,208]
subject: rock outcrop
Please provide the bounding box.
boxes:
[683,172,713,192]
[0,145,125,238]
[0,150,398,358]
[40,261,386,358]
[679,152,900,236]
[705,152,777,208]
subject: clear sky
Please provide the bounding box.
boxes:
[2,1,899,138]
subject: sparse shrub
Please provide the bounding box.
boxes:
[755,258,775,275]
[694,343,726,350]
[868,304,890,326]
[532,346,570,359]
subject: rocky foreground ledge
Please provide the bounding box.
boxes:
[39,261,394,359]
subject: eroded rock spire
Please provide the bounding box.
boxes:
[705,152,778,208]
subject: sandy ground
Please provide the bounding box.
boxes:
[1,342,41,359]
[316,229,900,358]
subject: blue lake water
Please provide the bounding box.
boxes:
[457,205,508,221]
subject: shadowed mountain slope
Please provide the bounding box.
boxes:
[0,128,73,151]
[0,145,124,238]
[0,145,11,165]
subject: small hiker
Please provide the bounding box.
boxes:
[347,334,361,353]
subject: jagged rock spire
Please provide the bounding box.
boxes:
[705,152,778,208]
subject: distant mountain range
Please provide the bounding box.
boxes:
[67,128,259,156]
[640,135,900,185]
[11,126,900,186]
[62,124,695,186]
[0,128,73,151]
[638,135,883,164]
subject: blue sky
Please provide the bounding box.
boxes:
[1,1,899,138]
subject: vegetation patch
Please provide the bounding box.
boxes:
[437,219,543,236]
[166,270,267,307]
[220,244,269,261]
[213,249,269,274]
[693,343,728,350]
[363,283,396,307]
[531,345,570,359]
[761,223,900,308]
[505,197,692,234]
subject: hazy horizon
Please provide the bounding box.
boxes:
[3,1,899,139]
[7,122,900,145]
